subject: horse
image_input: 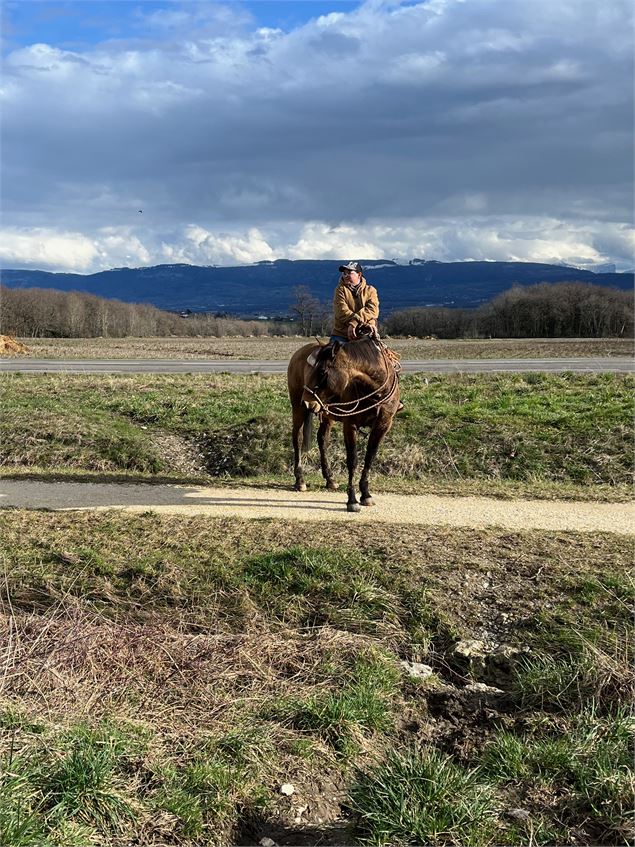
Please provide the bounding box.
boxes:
[287,335,401,512]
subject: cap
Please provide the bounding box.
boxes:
[339,261,363,273]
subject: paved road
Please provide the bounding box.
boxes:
[1,480,633,533]
[1,357,633,374]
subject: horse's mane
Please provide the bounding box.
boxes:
[340,337,385,374]
[313,337,387,386]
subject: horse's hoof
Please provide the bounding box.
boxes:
[294,482,307,492]
[326,480,338,491]
[347,502,362,513]
[360,497,375,506]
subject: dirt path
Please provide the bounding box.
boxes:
[0,479,632,534]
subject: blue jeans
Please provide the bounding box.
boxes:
[329,334,348,345]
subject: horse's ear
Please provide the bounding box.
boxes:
[331,342,341,357]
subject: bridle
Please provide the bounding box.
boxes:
[303,344,400,419]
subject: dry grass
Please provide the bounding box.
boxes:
[0,335,27,355]
[1,600,372,741]
[18,335,635,360]
[1,510,633,845]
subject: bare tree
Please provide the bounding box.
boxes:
[290,285,323,336]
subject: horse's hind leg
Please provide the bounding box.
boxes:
[360,421,391,506]
[343,422,361,512]
[291,404,307,491]
[317,418,337,490]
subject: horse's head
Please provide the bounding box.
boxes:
[302,342,348,413]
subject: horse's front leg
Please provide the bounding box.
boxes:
[317,417,337,490]
[291,404,307,491]
[360,420,392,506]
[343,421,360,512]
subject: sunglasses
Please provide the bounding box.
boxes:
[342,269,359,275]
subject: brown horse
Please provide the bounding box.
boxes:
[287,336,401,512]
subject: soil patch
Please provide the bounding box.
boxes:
[151,430,208,476]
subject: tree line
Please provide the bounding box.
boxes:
[385,282,633,338]
[1,280,632,339]
[0,286,294,338]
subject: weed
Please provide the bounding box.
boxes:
[480,707,634,843]
[266,651,400,756]
[36,727,137,832]
[512,625,634,712]
[348,747,497,846]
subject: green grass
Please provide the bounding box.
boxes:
[480,707,634,844]
[153,755,249,841]
[0,511,633,846]
[0,723,143,846]
[37,727,137,832]
[508,574,634,713]
[0,372,632,493]
[243,547,404,635]
[0,719,273,846]
[265,651,400,756]
[512,639,633,713]
[349,748,497,846]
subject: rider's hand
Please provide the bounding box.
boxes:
[347,323,358,341]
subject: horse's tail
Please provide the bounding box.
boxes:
[302,407,313,453]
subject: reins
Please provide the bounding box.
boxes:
[303,343,400,419]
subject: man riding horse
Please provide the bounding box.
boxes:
[287,261,403,511]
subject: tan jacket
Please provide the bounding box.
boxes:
[332,277,379,336]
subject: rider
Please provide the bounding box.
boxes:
[330,261,404,412]
[331,261,379,344]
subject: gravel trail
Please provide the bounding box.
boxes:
[1,480,632,534]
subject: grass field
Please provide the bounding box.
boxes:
[1,511,633,846]
[10,336,635,360]
[1,362,633,844]
[0,371,632,500]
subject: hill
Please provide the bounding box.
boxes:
[1,260,632,315]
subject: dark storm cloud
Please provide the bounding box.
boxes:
[1,0,632,269]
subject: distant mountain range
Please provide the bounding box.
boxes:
[1,260,632,316]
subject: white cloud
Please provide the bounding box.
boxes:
[94,229,153,267]
[0,227,152,271]
[286,223,384,261]
[1,217,631,273]
[182,225,278,265]
[1,0,632,271]
[0,228,98,270]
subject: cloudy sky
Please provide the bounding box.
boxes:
[1,0,633,272]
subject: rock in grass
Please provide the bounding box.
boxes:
[400,660,434,679]
[463,682,504,695]
[507,808,531,822]
[280,783,295,796]
[450,640,527,686]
